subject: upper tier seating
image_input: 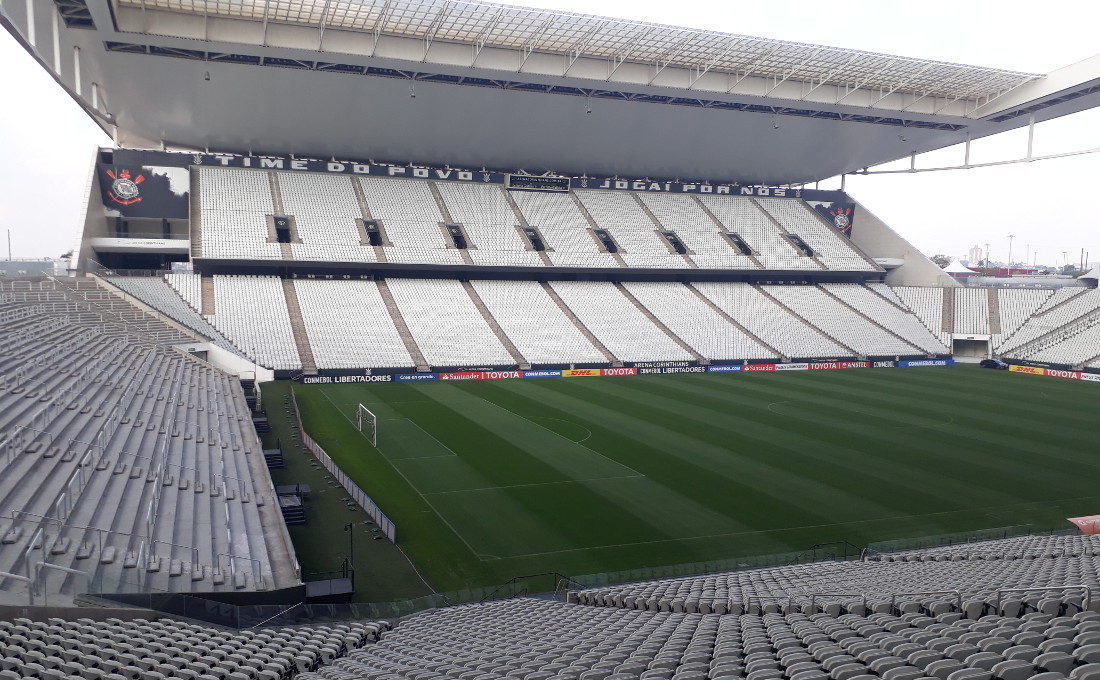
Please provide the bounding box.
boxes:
[574,190,685,268]
[756,198,877,271]
[196,168,880,273]
[636,193,758,270]
[697,196,821,271]
[0,278,295,604]
[437,182,543,267]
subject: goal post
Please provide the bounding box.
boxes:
[356,403,378,447]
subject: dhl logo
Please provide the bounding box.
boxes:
[1009,365,1045,375]
[563,369,601,377]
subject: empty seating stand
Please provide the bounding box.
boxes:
[0,277,297,605]
[195,167,882,274]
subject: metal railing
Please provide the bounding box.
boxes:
[997,585,1091,612]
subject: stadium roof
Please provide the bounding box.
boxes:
[7,1,1100,183]
[115,0,1037,104]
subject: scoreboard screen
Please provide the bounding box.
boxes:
[506,174,571,192]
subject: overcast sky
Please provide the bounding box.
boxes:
[2,0,1100,266]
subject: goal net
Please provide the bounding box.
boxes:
[356,403,378,447]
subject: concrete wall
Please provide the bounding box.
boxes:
[850,199,960,288]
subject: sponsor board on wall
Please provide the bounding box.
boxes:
[562,368,603,377]
[1009,365,1046,375]
[899,359,955,367]
[1082,373,1100,383]
[301,374,393,384]
[1045,369,1081,380]
[774,363,809,371]
[303,355,944,385]
[809,361,870,370]
[439,370,523,381]
[707,365,743,372]
[638,366,705,374]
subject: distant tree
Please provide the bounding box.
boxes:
[929,254,954,269]
[59,251,73,260]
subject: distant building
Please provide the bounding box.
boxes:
[0,259,66,276]
[968,245,984,266]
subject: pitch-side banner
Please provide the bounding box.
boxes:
[1009,365,1045,375]
[97,164,190,218]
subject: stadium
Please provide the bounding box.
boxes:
[5,0,1100,679]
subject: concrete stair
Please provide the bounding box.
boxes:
[279,279,318,376]
[987,288,1002,335]
[189,170,202,258]
[941,289,955,334]
[539,282,620,365]
[375,279,430,370]
[200,276,215,316]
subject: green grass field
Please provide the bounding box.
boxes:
[264,365,1100,601]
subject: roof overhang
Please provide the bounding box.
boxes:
[7,0,1100,184]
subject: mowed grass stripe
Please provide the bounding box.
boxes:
[664,371,1093,502]
[288,366,1100,593]
[597,374,1001,516]
[489,377,874,532]
[397,383,688,556]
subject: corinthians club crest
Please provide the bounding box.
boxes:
[829,205,853,234]
[106,168,146,206]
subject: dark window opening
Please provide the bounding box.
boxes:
[364,220,384,246]
[274,216,292,244]
[787,234,814,257]
[662,231,687,255]
[725,233,754,256]
[523,227,546,251]
[447,224,468,249]
[593,229,619,253]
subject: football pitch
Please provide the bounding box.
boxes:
[277,365,1100,597]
